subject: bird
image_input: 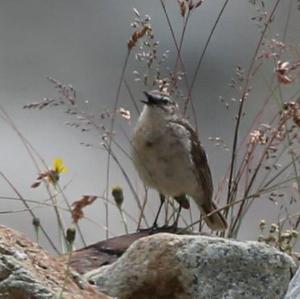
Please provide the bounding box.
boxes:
[131,90,227,231]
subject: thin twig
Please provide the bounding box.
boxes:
[188,0,230,95]
[0,171,60,254]
[55,184,86,247]
[159,0,198,132]
[172,9,191,88]
[225,0,282,217]
[124,79,140,115]
[104,143,149,227]
[105,50,131,239]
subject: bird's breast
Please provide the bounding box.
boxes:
[131,123,198,196]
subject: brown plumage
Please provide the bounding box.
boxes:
[170,119,227,231]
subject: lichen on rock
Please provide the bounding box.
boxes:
[86,233,296,299]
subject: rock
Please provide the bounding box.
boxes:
[86,233,296,299]
[285,266,300,299]
[0,225,111,299]
[68,226,185,274]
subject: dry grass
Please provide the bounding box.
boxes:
[0,1,299,262]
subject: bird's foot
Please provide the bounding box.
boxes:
[138,224,160,235]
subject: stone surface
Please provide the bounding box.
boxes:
[86,233,296,299]
[285,266,300,299]
[0,225,110,299]
[68,226,190,274]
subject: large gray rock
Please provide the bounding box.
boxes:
[285,266,300,299]
[86,233,296,299]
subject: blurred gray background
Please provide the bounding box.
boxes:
[0,0,299,252]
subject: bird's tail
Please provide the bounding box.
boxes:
[200,201,228,231]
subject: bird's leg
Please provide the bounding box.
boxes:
[172,204,182,230]
[151,193,165,230]
[171,194,189,230]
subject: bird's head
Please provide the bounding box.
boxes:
[141,90,178,119]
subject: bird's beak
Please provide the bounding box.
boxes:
[141,91,161,105]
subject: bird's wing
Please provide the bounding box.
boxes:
[169,119,213,200]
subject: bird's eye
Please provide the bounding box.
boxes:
[161,98,170,105]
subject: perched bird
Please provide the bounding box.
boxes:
[131,90,227,231]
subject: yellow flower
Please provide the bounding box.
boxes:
[48,158,68,185]
[31,158,68,188]
[53,158,68,174]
